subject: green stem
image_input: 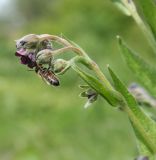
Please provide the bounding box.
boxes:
[38,34,156,157]
[89,61,114,90]
[51,44,113,90]
[132,10,156,53]
[39,34,113,89]
[68,46,114,90]
[121,0,156,53]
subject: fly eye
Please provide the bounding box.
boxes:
[20,41,27,46]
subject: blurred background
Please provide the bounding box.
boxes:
[0,0,155,160]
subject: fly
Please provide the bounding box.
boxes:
[35,65,60,86]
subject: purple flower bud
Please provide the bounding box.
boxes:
[16,51,36,68]
[20,56,30,64]
[28,53,36,62]
[15,34,53,69]
[15,48,27,57]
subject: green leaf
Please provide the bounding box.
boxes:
[112,1,156,53]
[108,66,156,158]
[118,36,156,96]
[135,0,156,40]
[72,64,123,107]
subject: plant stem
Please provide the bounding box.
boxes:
[51,43,114,90]
[122,0,156,53]
[132,11,156,53]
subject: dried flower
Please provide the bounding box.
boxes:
[128,83,156,108]
[80,88,98,108]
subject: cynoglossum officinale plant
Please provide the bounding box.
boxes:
[15,1,156,158]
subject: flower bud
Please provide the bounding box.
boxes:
[16,34,39,50]
[53,59,70,74]
[36,49,53,64]
[40,40,53,50]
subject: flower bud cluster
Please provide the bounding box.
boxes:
[15,34,53,69]
[15,34,73,87]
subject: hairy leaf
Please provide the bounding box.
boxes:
[108,66,156,158]
[72,64,123,107]
[118,36,156,96]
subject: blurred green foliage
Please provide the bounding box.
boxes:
[0,0,155,159]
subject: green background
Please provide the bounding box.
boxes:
[0,0,154,159]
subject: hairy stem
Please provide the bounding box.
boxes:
[54,45,113,90]
[121,0,156,53]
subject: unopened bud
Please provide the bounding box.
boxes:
[40,40,53,50]
[36,49,53,64]
[53,59,70,74]
[16,34,39,50]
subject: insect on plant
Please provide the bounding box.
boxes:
[35,64,60,86]
[14,0,156,159]
[15,34,60,86]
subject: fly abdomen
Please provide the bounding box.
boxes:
[45,71,60,86]
[36,66,60,87]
